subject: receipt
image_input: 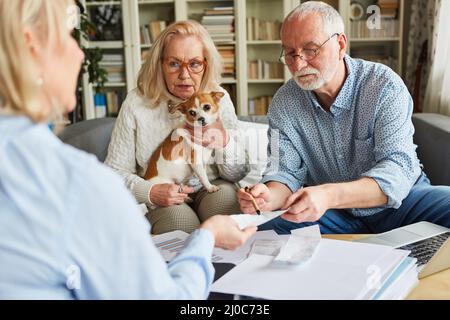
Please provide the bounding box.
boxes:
[249,239,287,256]
[230,210,286,230]
[274,225,321,264]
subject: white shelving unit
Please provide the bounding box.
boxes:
[338,0,404,75]
[81,0,404,119]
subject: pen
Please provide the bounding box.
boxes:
[244,186,261,215]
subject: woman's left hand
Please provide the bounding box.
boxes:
[185,119,229,149]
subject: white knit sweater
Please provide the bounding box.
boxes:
[104,88,250,209]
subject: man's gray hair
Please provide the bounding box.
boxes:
[284,1,345,36]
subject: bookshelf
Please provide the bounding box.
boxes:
[81,0,134,120]
[80,0,405,119]
[317,0,404,75]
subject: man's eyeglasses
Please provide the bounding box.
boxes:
[279,33,340,65]
[163,58,207,74]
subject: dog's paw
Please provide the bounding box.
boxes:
[185,196,194,203]
[206,185,220,193]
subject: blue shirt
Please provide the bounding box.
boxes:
[0,115,215,299]
[261,55,422,217]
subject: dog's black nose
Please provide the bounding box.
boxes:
[198,117,206,125]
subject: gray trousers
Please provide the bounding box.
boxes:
[146,179,241,235]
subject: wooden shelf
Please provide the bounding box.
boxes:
[247,40,282,45]
[87,41,124,49]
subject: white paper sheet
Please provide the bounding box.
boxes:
[230,210,286,230]
[152,230,226,262]
[153,230,284,264]
[274,225,321,264]
[213,230,282,264]
[212,239,405,300]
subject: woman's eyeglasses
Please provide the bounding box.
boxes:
[163,58,207,74]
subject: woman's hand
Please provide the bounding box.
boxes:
[200,215,257,250]
[185,119,229,149]
[149,183,194,207]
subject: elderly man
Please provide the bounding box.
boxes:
[237,1,450,234]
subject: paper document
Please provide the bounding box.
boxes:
[274,225,321,264]
[212,239,412,300]
[152,230,224,262]
[231,210,286,230]
[153,230,286,265]
[213,230,283,264]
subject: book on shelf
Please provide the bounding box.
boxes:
[217,45,235,78]
[351,46,398,71]
[94,93,107,119]
[140,25,151,45]
[148,20,167,43]
[200,6,235,44]
[204,6,234,16]
[99,53,125,83]
[350,19,399,38]
[93,91,124,118]
[248,60,283,80]
[248,95,273,116]
[247,17,282,41]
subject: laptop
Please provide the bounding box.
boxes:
[355,222,450,278]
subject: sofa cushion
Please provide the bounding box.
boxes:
[237,120,269,186]
[412,113,450,186]
[58,118,116,162]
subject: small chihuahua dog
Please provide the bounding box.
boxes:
[144,91,225,198]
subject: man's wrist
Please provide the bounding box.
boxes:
[321,183,339,209]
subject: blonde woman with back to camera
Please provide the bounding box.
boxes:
[105,20,250,235]
[0,0,256,299]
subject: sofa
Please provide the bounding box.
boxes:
[58,113,450,186]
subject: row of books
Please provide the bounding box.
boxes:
[218,45,235,78]
[248,95,273,116]
[201,6,235,43]
[93,91,124,119]
[140,20,167,45]
[246,17,282,41]
[352,45,398,70]
[350,19,399,38]
[100,54,125,83]
[248,60,284,80]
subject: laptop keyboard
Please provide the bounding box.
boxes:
[398,232,450,267]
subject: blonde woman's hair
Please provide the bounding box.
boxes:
[0,0,73,122]
[137,20,223,105]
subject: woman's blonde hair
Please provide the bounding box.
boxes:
[137,20,223,105]
[0,0,73,122]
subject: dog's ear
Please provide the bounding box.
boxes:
[168,100,185,114]
[211,91,225,103]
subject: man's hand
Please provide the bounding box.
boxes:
[281,185,331,223]
[237,184,272,214]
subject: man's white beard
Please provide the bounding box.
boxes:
[293,64,336,91]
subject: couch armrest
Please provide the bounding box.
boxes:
[58,118,116,162]
[412,113,450,186]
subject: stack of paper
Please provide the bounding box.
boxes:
[152,227,419,300]
[211,237,419,300]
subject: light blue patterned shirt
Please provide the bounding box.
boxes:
[261,55,422,217]
[0,115,215,299]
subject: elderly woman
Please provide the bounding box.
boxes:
[0,0,255,299]
[105,20,250,235]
